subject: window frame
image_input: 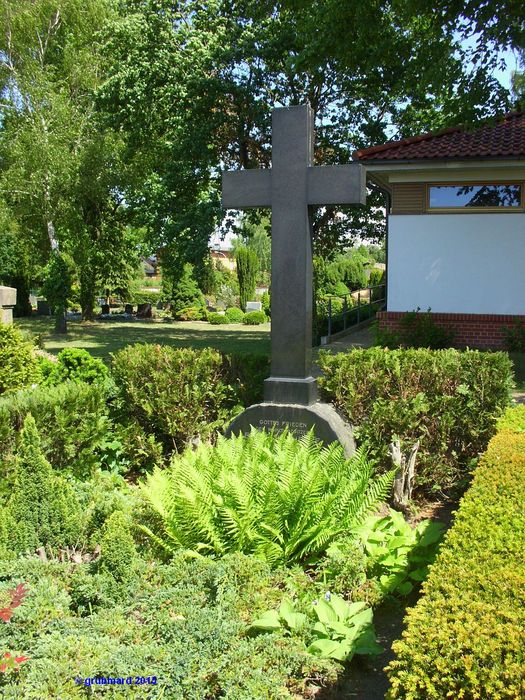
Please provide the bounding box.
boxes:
[425,182,524,213]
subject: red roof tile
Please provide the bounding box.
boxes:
[354,111,525,161]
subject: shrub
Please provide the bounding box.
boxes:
[386,408,525,699]
[6,415,82,554]
[128,289,162,306]
[0,323,41,395]
[140,429,395,566]
[223,352,270,406]
[318,347,513,493]
[375,308,455,349]
[224,307,245,323]
[42,348,108,386]
[503,318,525,352]
[207,311,230,325]
[111,344,232,452]
[170,263,205,315]
[0,381,110,479]
[261,291,271,318]
[235,247,259,311]
[98,511,137,583]
[243,310,267,325]
[174,306,205,321]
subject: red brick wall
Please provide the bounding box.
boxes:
[376,312,525,350]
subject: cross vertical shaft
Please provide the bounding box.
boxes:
[264,105,317,404]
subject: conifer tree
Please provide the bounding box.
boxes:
[171,263,206,315]
[235,247,258,312]
[8,414,81,553]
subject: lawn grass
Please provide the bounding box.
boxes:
[15,316,270,361]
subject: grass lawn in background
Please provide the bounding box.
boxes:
[15,316,270,360]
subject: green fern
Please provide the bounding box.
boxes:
[140,429,394,567]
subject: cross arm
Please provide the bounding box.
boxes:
[221,169,272,209]
[307,163,366,206]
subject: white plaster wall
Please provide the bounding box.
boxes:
[388,214,525,314]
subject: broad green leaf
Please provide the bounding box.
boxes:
[251,609,281,631]
[312,598,338,624]
[396,580,413,595]
[308,638,352,661]
[409,566,429,581]
[281,611,308,631]
[354,629,384,656]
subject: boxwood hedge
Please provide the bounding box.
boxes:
[386,406,525,699]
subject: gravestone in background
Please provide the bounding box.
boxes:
[0,286,17,324]
[222,104,366,455]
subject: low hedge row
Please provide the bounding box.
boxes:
[318,347,513,493]
[386,406,525,699]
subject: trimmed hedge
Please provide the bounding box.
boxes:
[386,406,525,699]
[111,344,232,452]
[318,347,513,493]
[243,310,267,325]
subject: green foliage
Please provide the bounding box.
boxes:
[224,307,245,323]
[6,415,82,554]
[235,247,258,312]
[0,381,110,479]
[140,429,395,566]
[174,306,205,321]
[503,319,525,352]
[0,323,41,395]
[355,511,444,598]
[42,348,109,386]
[243,310,267,325]
[127,289,162,306]
[368,268,385,301]
[0,554,337,699]
[318,347,513,493]
[98,511,137,583]
[261,291,271,318]
[207,311,230,325]
[386,411,525,699]
[375,308,455,349]
[170,263,205,315]
[496,403,525,432]
[252,594,381,662]
[111,344,232,452]
[41,253,75,314]
[223,352,270,406]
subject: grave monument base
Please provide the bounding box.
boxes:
[224,401,355,458]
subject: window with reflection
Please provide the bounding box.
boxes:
[428,184,521,209]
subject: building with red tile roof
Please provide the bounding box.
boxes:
[353,112,525,350]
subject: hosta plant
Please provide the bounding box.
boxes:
[354,509,445,597]
[251,593,383,662]
[140,429,395,566]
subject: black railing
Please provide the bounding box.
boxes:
[315,283,386,343]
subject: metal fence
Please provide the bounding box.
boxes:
[316,283,386,343]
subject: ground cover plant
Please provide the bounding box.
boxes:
[318,347,513,494]
[386,406,525,699]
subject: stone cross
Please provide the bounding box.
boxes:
[222,104,366,453]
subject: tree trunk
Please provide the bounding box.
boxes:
[80,266,97,321]
[55,306,67,334]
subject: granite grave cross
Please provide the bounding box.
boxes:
[222,104,366,454]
